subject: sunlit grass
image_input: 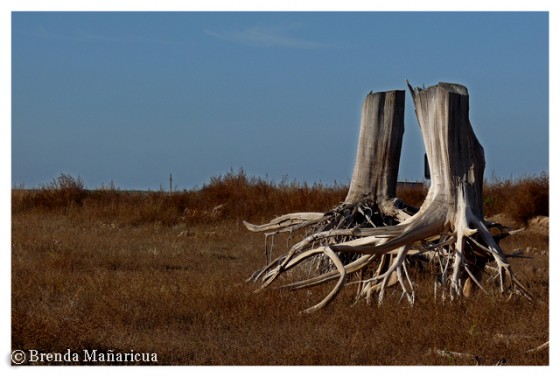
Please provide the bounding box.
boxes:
[12,172,548,365]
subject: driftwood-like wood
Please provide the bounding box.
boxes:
[345,90,404,208]
[244,82,531,312]
[332,82,531,301]
[244,90,412,312]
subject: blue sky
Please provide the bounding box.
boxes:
[11,11,549,190]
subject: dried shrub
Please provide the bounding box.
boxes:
[19,174,87,211]
[396,182,428,208]
[503,174,548,225]
[12,171,548,227]
[193,168,346,223]
[484,173,548,225]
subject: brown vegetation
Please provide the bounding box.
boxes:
[12,172,548,365]
[483,173,549,225]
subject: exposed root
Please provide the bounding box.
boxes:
[243,212,325,233]
[244,198,418,311]
[244,190,530,312]
[243,82,533,312]
[302,246,346,314]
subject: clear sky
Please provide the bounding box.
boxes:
[11,11,549,190]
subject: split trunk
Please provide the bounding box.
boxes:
[244,82,530,312]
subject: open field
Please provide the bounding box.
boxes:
[12,172,549,365]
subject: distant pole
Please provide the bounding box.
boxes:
[169,173,173,194]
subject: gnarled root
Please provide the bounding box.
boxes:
[244,197,418,311]
[243,82,533,312]
[244,193,529,313]
[331,186,532,303]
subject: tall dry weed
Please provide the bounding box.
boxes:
[13,173,87,212]
[483,173,548,225]
[12,171,549,365]
[12,171,548,227]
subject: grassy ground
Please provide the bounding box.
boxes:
[11,172,549,365]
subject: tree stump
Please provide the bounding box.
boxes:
[332,82,531,302]
[244,90,414,312]
[345,90,404,206]
[244,82,531,312]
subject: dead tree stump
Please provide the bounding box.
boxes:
[345,90,404,207]
[244,90,415,312]
[333,82,531,302]
[244,82,531,312]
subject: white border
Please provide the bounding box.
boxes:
[3,1,557,376]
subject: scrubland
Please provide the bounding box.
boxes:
[12,171,549,365]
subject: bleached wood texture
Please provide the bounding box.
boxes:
[243,90,410,311]
[333,82,530,301]
[244,82,530,312]
[345,90,405,206]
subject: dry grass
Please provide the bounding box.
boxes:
[12,172,549,365]
[483,173,549,225]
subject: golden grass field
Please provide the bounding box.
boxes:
[11,172,549,365]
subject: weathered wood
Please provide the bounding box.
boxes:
[242,212,325,232]
[243,90,410,312]
[410,81,485,218]
[345,90,405,207]
[243,82,530,312]
[245,90,407,235]
[333,82,530,300]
